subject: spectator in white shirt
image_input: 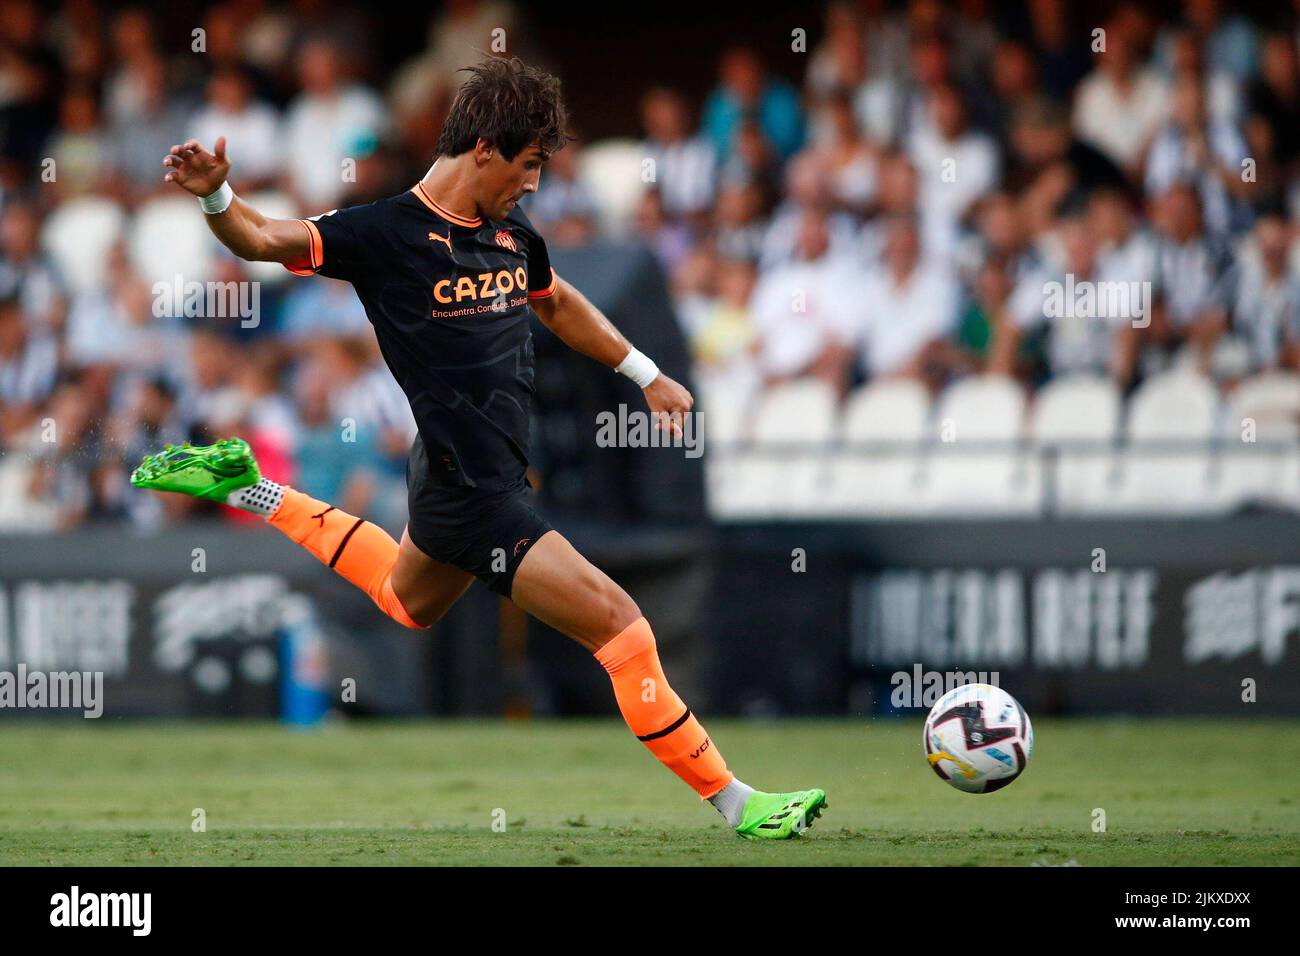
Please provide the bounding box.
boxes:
[103,7,161,128]
[806,1,868,98]
[856,213,958,386]
[190,65,281,189]
[809,89,880,217]
[759,152,859,270]
[751,209,862,390]
[47,85,114,199]
[282,37,387,208]
[856,152,951,267]
[1089,187,1159,288]
[1073,25,1169,174]
[907,82,1000,251]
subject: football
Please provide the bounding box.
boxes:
[923,684,1034,794]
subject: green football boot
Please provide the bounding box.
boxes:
[129,437,260,502]
[735,788,827,839]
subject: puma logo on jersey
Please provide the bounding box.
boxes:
[428,231,453,254]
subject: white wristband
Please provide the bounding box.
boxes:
[615,346,659,388]
[198,181,234,214]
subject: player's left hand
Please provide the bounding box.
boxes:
[644,374,693,439]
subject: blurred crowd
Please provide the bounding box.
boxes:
[2,0,1300,531]
[602,0,1300,416]
[0,0,534,531]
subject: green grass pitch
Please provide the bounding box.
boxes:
[0,718,1296,865]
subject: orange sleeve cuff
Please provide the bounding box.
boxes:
[593,616,653,673]
[527,267,558,299]
[282,219,324,276]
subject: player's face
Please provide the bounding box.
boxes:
[483,142,547,220]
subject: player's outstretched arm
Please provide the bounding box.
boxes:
[162,137,309,265]
[533,276,692,437]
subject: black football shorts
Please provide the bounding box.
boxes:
[404,434,553,598]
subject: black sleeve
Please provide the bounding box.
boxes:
[507,205,557,299]
[283,202,386,283]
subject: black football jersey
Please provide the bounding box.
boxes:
[285,182,557,490]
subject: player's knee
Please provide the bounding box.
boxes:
[571,562,638,638]
[600,582,641,637]
[389,580,442,628]
[400,612,434,631]
[403,602,438,628]
[402,595,447,628]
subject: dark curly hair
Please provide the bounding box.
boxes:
[436,56,570,161]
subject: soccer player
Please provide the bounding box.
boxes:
[131,58,825,838]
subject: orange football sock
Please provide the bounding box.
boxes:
[595,616,734,799]
[267,488,427,630]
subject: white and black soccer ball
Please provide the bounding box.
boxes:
[922,684,1033,794]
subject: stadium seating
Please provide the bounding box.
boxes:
[39,196,126,295]
[0,459,59,531]
[702,371,1300,521]
[1216,371,1300,511]
[1082,370,1219,514]
[710,378,837,517]
[1029,376,1122,513]
[127,195,216,288]
[821,378,929,516]
[576,139,647,236]
[697,377,751,447]
[924,375,1037,514]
